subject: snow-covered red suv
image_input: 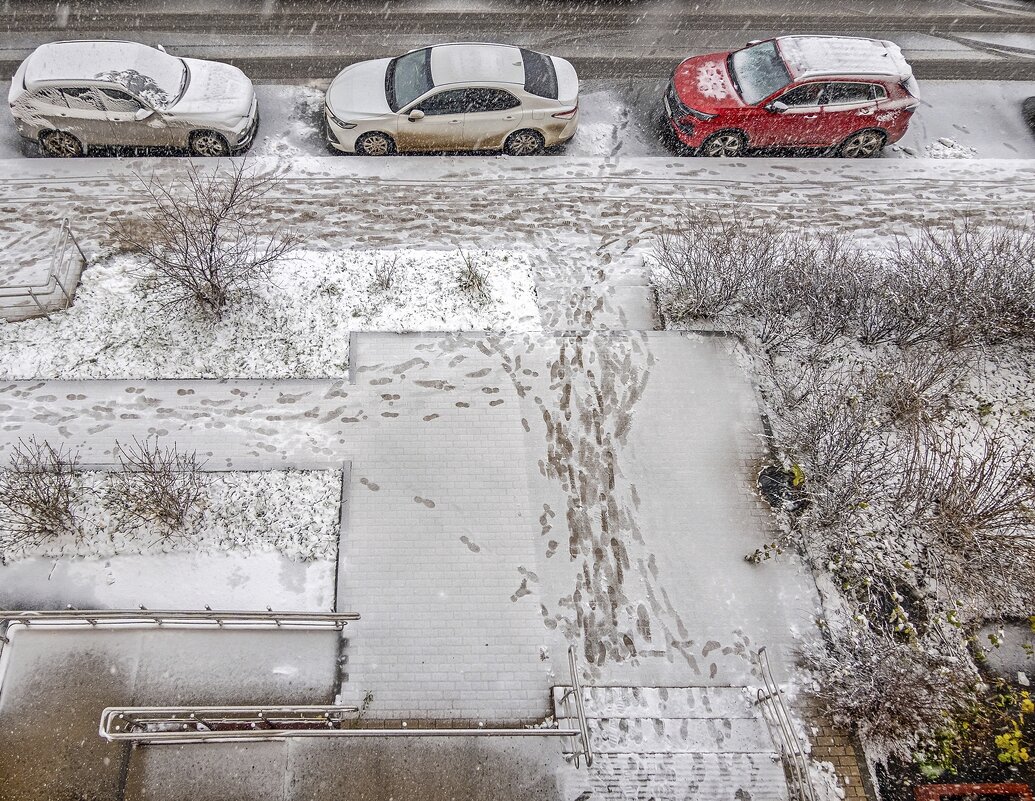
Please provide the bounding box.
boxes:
[664,35,920,158]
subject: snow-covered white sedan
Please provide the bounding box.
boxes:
[8,40,258,157]
[325,43,579,156]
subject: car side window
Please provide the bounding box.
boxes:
[27,88,69,109]
[776,83,824,107]
[465,88,521,113]
[61,87,104,111]
[99,88,144,112]
[416,89,469,116]
[821,82,875,106]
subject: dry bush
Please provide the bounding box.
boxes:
[107,437,209,534]
[110,160,299,320]
[890,425,1035,610]
[456,250,489,302]
[0,437,81,553]
[890,218,1035,347]
[767,360,890,527]
[649,208,780,325]
[369,253,403,293]
[803,634,978,744]
[873,346,967,427]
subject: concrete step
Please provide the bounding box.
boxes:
[558,716,777,755]
[560,752,790,801]
[552,685,759,720]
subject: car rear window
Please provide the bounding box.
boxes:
[520,48,557,99]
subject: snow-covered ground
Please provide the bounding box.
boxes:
[0,468,342,611]
[0,249,540,379]
[1,79,1032,161]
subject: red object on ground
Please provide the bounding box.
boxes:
[664,35,920,155]
[914,783,1035,801]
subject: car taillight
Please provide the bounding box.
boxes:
[552,105,578,119]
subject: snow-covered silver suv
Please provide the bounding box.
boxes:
[8,40,259,157]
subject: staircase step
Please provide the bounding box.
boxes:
[558,716,778,755]
[552,685,759,720]
[560,752,790,801]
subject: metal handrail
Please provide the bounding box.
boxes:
[99,704,581,744]
[756,647,817,801]
[0,218,86,313]
[559,644,594,768]
[1,609,359,634]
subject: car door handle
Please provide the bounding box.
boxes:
[449,119,461,124]
[503,115,517,120]
[803,115,818,119]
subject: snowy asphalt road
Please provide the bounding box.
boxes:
[2,78,1034,161]
[3,0,1035,79]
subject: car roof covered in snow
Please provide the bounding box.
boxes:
[23,40,177,88]
[430,43,526,87]
[776,36,913,81]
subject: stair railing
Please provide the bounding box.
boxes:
[558,644,594,768]
[755,647,817,801]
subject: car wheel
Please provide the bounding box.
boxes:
[503,129,545,156]
[39,130,84,158]
[189,130,231,157]
[699,131,747,157]
[838,129,887,158]
[355,132,396,156]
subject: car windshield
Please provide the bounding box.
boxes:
[92,53,187,110]
[387,49,433,112]
[728,41,792,105]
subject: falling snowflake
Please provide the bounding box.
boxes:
[696,63,730,100]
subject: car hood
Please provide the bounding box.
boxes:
[672,53,745,113]
[170,57,255,121]
[326,58,393,117]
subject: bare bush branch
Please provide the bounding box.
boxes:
[369,253,403,293]
[107,437,209,535]
[110,160,299,320]
[872,346,968,427]
[456,250,489,303]
[803,634,978,744]
[0,437,81,554]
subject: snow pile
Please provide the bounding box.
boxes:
[924,137,977,159]
[0,469,341,563]
[0,249,540,379]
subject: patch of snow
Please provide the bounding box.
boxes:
[696,63,730,100]
[0,249,540,379]
[1,469,341,563]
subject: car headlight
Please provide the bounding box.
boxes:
[325,106,357,129]
[683,107,717,121]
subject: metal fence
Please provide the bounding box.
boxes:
[0,217,87,318]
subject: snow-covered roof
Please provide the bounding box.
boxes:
[430,43,525,87]
[777,36,912,81]
[23,40,184,98]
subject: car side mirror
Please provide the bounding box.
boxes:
[766,101,788,114]
[407,109,425,121]
[134,108,154,121]
[156,44,166,53]
[746,39,763,47]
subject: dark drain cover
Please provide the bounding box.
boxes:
[757,465,809,513]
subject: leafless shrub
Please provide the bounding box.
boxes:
[0,437,81,554]
[890,217,1035,347]
[107,437,209,534]
[649,208,780,325]
[110,160,299,320]
[768,361,890,527]
[456,250,489,302]
[369,253,403,293]
[872,346,968,427]
[803,633,978,744]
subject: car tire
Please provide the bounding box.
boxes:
[39,130,84,158]
[699,130,747,158]
[837,129,887,158]
[503,129,545,156]
[355,132,396,156]
[189,130,231,157]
